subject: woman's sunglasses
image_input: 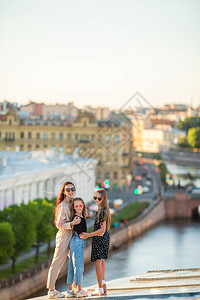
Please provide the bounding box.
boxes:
[65,187,76,192]
[93,196,102,201]
[74,204,83,208]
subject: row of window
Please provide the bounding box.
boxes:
[0,131,123,142]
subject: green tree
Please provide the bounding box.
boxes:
[0,222,15,264]
[177,117,200,132]
[178,137,190,148]
[188,127,200,148]
[1,204,38,273]
[159,162,169,183]
[32,199,55,262]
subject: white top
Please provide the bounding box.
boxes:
[55,201,72,231]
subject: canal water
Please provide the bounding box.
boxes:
[32,220,200,297]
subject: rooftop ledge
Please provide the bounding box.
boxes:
[28,268,200,300]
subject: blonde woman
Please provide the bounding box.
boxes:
[80,188,111,296]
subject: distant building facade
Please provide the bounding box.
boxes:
[0,112,134,190]
[0,151,97,210]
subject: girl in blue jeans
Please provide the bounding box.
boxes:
[66,197,88,298]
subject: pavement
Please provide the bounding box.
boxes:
[27,268,200,299]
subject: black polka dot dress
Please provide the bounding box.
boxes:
[91,208,110,262]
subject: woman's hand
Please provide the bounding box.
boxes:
[71,216,81,227]
[80,232,89,239]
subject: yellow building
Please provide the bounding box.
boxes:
[0,111,134,190]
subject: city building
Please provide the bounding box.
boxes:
[20,101,78,120]
[0,111,134,190]
[0,150,97,210]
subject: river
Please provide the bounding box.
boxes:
[32,220,200,297]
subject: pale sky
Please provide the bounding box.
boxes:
[0,0,199,109]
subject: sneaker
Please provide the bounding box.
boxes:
[65,289,77,298]
[48,290,65,298]
[77,289,88,298]
[91,288,104,296]
[102,280,107,295]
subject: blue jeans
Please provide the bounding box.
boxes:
[67,233,86,286]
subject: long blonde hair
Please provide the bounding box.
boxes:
[96,188,111,230]
[70,197,87,221]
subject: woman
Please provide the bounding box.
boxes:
[80,188,111,296]
[47,181,81,299]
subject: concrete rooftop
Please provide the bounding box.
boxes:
[27,268,200,300]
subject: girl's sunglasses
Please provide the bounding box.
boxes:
[74,204,83,208]
[65,187,76,192]
[93,196,102,201]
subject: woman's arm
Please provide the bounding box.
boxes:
[56,205,80,230]
[80,221,106,239]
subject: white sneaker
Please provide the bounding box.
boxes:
[48,290,65,298]
[91,288,104,296]
[77,289,88,298]
[65,289,77,298]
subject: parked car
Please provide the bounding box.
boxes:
[142,186,150,193]
[145,180,152,186]
[113,198,124,208]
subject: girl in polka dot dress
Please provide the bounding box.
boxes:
[80,188,111,296]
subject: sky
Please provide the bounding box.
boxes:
[0,0,200,109]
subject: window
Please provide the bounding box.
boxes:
[51,132,55,140]
[59,133,63,140]
[20,132,24,139]
[13,132,15,140]
[36,133,40,139]
[36,145,40,149]
[44,133,48,139]
[67,133,71,140]
[91,134,95,141]
[114,172,118,179]
[28,132,32,139]
[9,119,12,125]
[51,145,56,151]
[114,135,119,142]
[28,144,32,151]
[59,146,63,153]
[114,147,118,154]
[106,135,111,142]
[105,171,110,179]
[75,134,78,141]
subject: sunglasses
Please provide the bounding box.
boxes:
[93,196,102,201]
[65,187,76,192]
[74,204,83,208]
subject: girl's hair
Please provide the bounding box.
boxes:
[96,188,111,230]
[54,181,75,225]
[70,197,87,221]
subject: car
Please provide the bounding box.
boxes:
[142,165,149,170]
[142,186,150,193]
[145,180,152,186]
[113,198,124,208]
[135,175,142,181]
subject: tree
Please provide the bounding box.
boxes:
[32,199,55,262]
[177,117,200,132]
[1,204,38,273]
[188,127,200,148]
[0,222,15,264]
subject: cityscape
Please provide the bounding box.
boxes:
[0,0,200,299]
